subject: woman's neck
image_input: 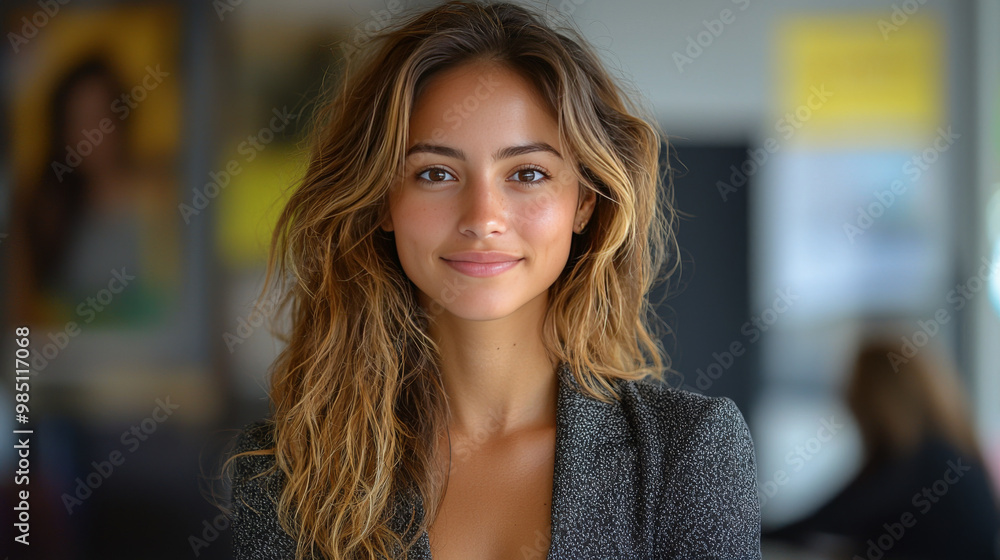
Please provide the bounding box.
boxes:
[427,294,559,440]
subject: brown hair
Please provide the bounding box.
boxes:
[225,1,677,558]
[847,338,983,468]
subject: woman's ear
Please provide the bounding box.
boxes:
[380,215,394,232]
[575,186,597,229]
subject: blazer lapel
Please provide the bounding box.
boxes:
[548,364,638,559]
[388,362,636,560]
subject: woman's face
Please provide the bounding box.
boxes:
[384,61,596,322]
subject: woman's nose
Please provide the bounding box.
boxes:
[458,173,507,238]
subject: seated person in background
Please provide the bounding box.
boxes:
[765,337,1000,560]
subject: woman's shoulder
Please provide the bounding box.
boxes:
[229,420,283,502]
[229,420,298,559]
[560,373,762,556]
[233,420,275,454]
[609,375,758,479]
[619,378,761,556]
[617,375,752,442]
[232,420,290,506]
[231,420,277,469]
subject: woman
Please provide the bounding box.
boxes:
[765,337,1000,559]
[12,54,173,328]
[226,2,761,559]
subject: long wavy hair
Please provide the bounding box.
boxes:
[225,1,678,558]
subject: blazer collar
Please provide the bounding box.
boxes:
[390,362,631,559]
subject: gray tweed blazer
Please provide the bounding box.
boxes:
[230,363,762,559]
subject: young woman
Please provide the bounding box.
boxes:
[226,2,761,559]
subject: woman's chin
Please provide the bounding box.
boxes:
[421,299,521,323]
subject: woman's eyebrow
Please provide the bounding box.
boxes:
[405,141,562,161]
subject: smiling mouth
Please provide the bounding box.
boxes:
[441,257,523,278]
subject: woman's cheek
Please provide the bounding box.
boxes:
[516,186,560,223]
[512,195,559,231]
[396,195,444,234]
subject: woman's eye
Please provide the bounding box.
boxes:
[417,167,456,183]
[509,167,549,184]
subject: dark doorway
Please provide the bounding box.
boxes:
[650,142,757,415]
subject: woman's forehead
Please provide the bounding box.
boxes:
[407,61,563,158]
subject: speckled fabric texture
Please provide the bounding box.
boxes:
[230,362,762,559]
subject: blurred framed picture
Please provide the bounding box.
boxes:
[7,3,183,331]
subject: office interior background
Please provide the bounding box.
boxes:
[1,0,998,558]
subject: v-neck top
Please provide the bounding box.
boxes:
[230,362,762,559]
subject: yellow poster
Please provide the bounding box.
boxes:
[775,14,943,147]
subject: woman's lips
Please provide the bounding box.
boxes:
[442,258,522,277]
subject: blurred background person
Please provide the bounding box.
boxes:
[765,335,1000,559]
[10,53,175,327]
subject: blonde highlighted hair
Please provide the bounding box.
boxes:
[225,1,678,558]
